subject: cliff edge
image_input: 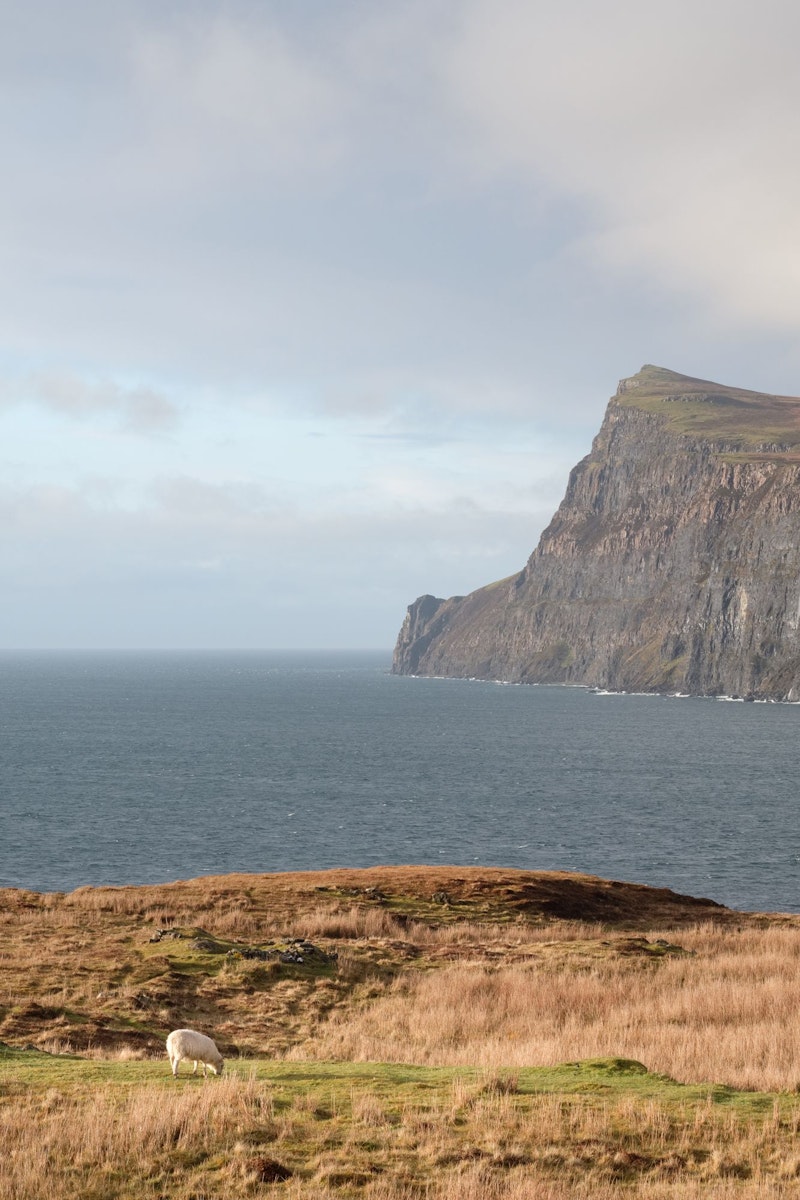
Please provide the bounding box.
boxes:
[393,365,800,699]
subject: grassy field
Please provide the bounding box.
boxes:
[5,1047,800,1198]
[3,866,800,1197]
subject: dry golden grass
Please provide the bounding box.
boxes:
[300,923,800,1092]
[2,1074,267,1199]
[292,905,596,945]
[6,867,800,1196]
[4,869,800,1089]
[4,1069,800,1198]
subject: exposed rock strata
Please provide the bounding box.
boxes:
[393,366,800,699]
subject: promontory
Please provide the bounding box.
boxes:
[393,365,800,700]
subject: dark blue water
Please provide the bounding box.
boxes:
[1,650,799,912]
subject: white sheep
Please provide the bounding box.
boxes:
[166,1028,224,1078]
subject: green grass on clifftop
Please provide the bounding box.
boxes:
[615,364,800,452]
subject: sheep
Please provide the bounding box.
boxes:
[166,1028,224,1078]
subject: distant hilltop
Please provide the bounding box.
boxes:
[393,366,800,700]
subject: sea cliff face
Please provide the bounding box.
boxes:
[393,366,800,699]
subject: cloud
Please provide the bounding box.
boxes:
[6,1,800,654]
[0,372,178,433]
[4,0,800,417]
[0,472,553,647]
[126,13,347,192]
[443,0,800,331]
[148,475,285,523]
[0,1,614,426]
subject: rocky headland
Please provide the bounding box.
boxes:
[393,365,800,699]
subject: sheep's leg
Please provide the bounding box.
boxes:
[202,1062,208,1077]
[192,1060,198,1075]
[170,1055,179,1077]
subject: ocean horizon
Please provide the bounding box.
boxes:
[1,648,798,913]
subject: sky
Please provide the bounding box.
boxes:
[4,0,800,650]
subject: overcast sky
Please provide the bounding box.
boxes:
[4,0,800,649]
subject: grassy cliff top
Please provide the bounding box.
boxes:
[614,365,800,452]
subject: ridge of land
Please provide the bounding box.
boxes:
[0,865,781,1056]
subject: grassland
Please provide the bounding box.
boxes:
[4,866,800,1197]
[615,364,800,453]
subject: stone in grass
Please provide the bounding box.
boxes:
[244,1155,293,1183]
[191,937,229,954]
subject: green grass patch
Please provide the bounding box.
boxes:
[1,1045,789,1116]
[5,1047,800,1197]
[616,366,800,450]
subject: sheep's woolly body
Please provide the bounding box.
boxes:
[166,1028,224,1077]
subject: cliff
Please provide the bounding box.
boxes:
[393,365,800,700]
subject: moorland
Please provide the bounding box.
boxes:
[4,865,800,1198]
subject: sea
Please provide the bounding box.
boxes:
[1,649,799,913]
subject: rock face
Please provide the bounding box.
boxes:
[393,365,800,699]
